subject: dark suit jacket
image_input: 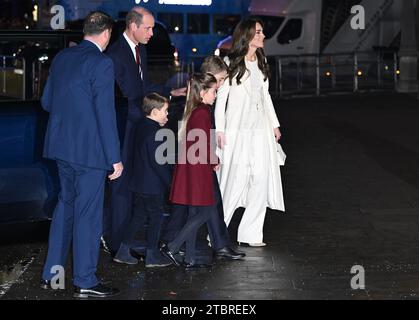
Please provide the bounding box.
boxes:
[170,104,219,206]
[41,40,120,170]
[129,117,172,195]
[106,35,171,122]
[105,35,172,195]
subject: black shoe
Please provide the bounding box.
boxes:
[215,246,245,260]
[73,283,120,299]
[233,248,246,256]
[170,244,186,257]
[183,262,212,270]
[40,279,66,290]
[130,248,145,261]
[40,279,51,290]
[160,243,181,267]
[100,236,111,255]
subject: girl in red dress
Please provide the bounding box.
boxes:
[160,73,219,269]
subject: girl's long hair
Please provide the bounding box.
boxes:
[178,72,217,141]
[227,18,269,85]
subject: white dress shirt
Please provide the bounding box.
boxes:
[123,32,143,79]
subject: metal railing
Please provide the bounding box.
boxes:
[270,50,399,97]
[0,50,403,102]
[171,51,400,97]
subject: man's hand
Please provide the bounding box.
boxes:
[170,87,187,97]
[108,162,123,180]
[213,164,220,171]
[216,132,226,150]
[274,127,281,142]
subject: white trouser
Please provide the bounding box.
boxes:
[222,121,270,243]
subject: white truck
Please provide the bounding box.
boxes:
[217,0,404,56]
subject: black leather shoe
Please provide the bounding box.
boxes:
[160,243,181,267]
[130,248,145,261]
[100,236,111,255]
[40,279,66,290]
[40,279,51,290]
[234,248,246,257]
[183,262,212,269]
[73,283,120,299]
[215,246,245,260]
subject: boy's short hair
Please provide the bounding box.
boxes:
[142,92,169,115]
[200,55,228,75]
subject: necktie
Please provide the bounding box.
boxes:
[135,45,143,79]
[135,45,141,66]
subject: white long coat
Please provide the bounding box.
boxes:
[214,58,285,230]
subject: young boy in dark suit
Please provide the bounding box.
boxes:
[113,93,172,267]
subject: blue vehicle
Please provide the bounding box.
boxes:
[0,30,83,224]
[0,28,180,224]
[57,0,250,60]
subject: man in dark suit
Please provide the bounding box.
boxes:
[104,6,186,255]
[40,12,122,298]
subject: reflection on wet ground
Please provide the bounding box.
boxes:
[3,93,419,300]
[0,257,35,296]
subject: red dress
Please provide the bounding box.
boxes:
[170,104,219,206]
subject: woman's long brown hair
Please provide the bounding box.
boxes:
[227,18,269,85]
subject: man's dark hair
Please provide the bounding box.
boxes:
[125,7,153,29]
[143,92,169,116]
[83,11,113,36]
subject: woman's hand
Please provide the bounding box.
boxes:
[274,127,281,142]
[216,131,226,150]
[213,164,220,171]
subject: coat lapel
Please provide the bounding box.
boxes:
[120,36,138,70]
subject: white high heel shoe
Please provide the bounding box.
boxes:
[238,242,266,247]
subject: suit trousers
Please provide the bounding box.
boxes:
[163,172,230,251]
[105,118,136,253]
[42,160,106,288]
[207,171,231,250]
[122,193,165,254]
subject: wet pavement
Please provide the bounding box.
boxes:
[2,92,419,300]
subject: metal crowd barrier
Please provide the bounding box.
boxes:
[270,50,399,97]
[1,51,402,103]
[173,50,400,97]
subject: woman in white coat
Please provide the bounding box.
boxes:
[214,18,285,246]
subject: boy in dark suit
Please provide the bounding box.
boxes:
[113,93,172,267]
